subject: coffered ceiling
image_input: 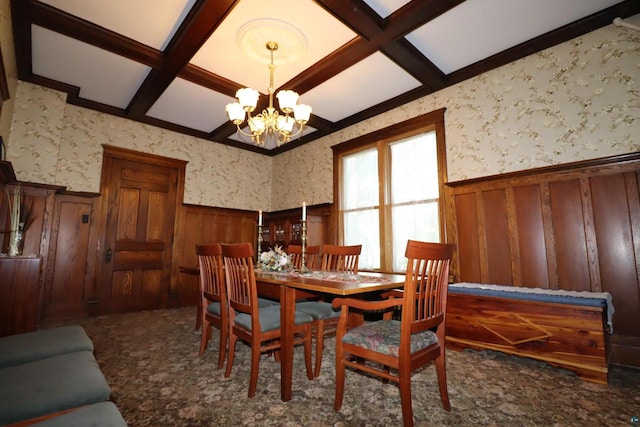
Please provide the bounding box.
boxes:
[10,0,640,155]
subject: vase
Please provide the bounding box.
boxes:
[8,229,23,256]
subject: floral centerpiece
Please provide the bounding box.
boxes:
[257,245,292,272]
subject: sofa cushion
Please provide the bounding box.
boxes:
[31,402,127,427]
[0,351,111,425]
[0,325,94,368]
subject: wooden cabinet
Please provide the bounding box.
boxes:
[0,256,41,337]
[260,205,330,252]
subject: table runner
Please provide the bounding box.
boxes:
[257,269,393,284]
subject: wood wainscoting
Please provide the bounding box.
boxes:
[174,204,260,308]
[444,152,640,368]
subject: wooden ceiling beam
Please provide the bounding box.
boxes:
[126,0,239,119]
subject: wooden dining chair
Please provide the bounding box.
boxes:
[221,242,314,398]
[320,244,361,272]
[331,240,455,427]
[296,243,362,377]
[287,244,321,270]
[195,243,228,370]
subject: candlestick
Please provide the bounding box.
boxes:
[258,210,263,226]
[300,219,308,273]
[257,224,263,262]
[302,202,306,221]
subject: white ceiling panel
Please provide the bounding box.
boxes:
[39,0,196,50]
[302,52,421,123]
[32,25,151,109]
[147,78,235,132]
[406,0,623,74]
[363,0,411,18]
[190,0,357,93]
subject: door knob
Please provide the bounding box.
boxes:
[106,248,112,263]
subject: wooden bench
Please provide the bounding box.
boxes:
[445,283,612,384]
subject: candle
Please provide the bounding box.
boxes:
[258,210,263,226]
[302,202,306,221]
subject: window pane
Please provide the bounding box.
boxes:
[344,209,380,270]
[390,132,438,204]
[391,202,440,271]
[342,148,378,210]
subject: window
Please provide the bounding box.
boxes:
[333,109,447,273]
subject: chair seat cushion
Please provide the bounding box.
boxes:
[0,325,93,368]
[32,402,127,427]
[206,301,221,316]
[235,305,313,332]
[0,351,111,425]
[342,320,438,357]
[258,297,279,307]
[295,301,341,320]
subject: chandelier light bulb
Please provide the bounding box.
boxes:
[276,90,299,113]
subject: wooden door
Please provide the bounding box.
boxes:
[97,146,186,314]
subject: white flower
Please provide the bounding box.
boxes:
[257,245,292,272]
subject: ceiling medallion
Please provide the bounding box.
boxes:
[225,19,311,147]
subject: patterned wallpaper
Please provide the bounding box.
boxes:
[6,15,640,212]
[0,0,18,147]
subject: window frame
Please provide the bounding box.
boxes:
[332,108,448,272]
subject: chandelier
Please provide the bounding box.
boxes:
[226,41,311,147]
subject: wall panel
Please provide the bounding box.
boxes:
[548,179,591,292]
[590,173,640,337]
[482,189,511,285]
[512,184,549,288]
[446,153,640,368]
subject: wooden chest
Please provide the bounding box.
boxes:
[445,284,611,384]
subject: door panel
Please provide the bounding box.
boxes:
[98,150,183,314]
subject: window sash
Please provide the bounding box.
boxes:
[334,109,447,273]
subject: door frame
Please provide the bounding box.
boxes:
[94,144,187,314]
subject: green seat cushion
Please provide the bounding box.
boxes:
[295,301,341,320]
[208,298,276,315]
[258,297,279,307]
[235,305,313,332]
[206,301,222,315]
[32,402,127,427]
[0,351,111,425]
[0,325,94,368]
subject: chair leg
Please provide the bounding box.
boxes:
[248,341,261,398]
[199,321,211,356]
[435,353,451,411]
[334,338,345,411]
[304,324,313,380]
[398,366,414,427]
[216,324,228,370]
[195,304,202,330]
[225,334,237,378]
[313,320,325,377]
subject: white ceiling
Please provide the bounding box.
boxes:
[11,0,638,153]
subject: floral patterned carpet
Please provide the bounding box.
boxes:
[47,307,640,426]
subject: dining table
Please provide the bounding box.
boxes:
[254,269,407,402]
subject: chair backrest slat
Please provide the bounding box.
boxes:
[222,243,257,315]
[196,243,225,303]
[321,244,362,273]
[402,240,455,334]
[288,244,321,269]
